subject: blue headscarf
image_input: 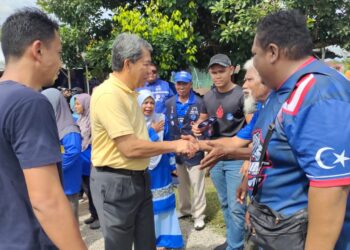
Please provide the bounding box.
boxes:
[69,94,79,122]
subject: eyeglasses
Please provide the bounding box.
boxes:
[151,70,157,74]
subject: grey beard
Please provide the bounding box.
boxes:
[243,93,257,115]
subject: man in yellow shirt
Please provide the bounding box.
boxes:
[90,33,194,250]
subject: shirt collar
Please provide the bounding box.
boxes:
[176,90,195,104]
[277,57,316,92]
[275,57,320,104]
[108,73,135,94]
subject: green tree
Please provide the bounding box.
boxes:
[38,0,114,70]
[208,0,281,64]
[285,0,350,50]
[38,0,350,80]
[38,0,197,79]
[163,0,350,66]
[109,4,197,77]
[155,0,281,67]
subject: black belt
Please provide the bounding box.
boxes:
[96,166,147,175]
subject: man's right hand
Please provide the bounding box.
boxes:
[199,141,227,170]
[239,161,250,177]
[245,211,252,231]
[174,138,198,158]
[236,175,248,205]
[191,122,204,137]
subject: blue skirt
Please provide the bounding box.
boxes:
[154,208,184,249]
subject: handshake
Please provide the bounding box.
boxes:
[173,135,200,158]
[172,117,219,163]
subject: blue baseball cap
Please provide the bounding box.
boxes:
[174,71,192,83]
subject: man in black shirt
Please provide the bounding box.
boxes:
[193,54,247,250]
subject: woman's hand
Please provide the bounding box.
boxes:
[151,120,164,133]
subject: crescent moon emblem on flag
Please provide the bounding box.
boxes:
[315,147,336,170]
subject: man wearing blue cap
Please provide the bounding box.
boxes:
[165,71,207,230]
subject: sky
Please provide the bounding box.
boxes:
[0,0,37,68]
[0,0,37,25]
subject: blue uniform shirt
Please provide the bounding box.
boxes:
[81,144,92,176]
[61,132,83,195]
[236,102,262,141]
[176,91,196,129]
[138,79,175,114]
[248,58,350,249]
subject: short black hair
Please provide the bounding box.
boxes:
[1,8,59,62]
[256,10,313,60]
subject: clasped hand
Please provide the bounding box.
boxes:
[174,135,200,158]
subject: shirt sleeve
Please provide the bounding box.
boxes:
[11,98,61,169]
[201,96,208,114]
[285,99,350,187]
[236,111,258,140]
[94,93,134,139]
[148,127,160,142]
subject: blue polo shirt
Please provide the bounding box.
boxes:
[176,91,196,129]
[0,81,61,250]
[138,78,175,113]
[236,102,262,140]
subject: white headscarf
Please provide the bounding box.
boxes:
[137,89,164,170]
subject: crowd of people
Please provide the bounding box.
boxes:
[1,6,350,250]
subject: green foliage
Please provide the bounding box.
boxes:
[209,0,281,64]
[108,3,197,78]
[156,0,221,69]
[284,0,350,50]
[38,0,113,71]
[85,38,114,80]
[58,25,86,69]
[155,0,281,67]
[38,0,103,27]
[39,0,350,80]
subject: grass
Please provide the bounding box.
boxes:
[203,177,226,236]
[175,176,226,236]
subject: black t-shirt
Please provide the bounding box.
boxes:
[202,85,245,138]
[0,81,61,249]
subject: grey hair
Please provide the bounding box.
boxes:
[111,33,153,72]
[243,58,255,71]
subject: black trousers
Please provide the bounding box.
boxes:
[90,167,156,250]
[82,175,98,219]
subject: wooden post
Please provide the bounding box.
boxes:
[68,68,71,89]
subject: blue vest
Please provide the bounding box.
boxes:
[165,95,204,166]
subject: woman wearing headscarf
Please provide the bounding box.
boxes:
[42,88,82,219]
[137,89,183,250]
[75,93,100,230]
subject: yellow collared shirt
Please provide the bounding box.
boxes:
[90,73,150,170]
